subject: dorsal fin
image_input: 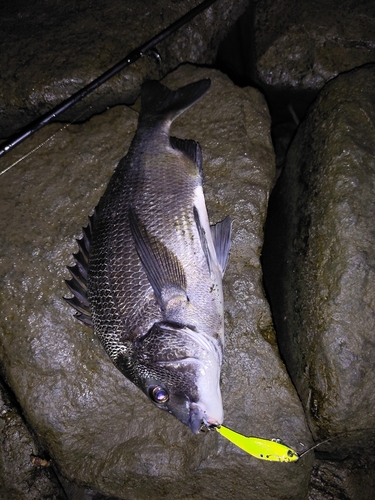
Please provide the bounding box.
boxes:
[170,137,203,177]
[139,79,211,125]
[64,213,95,327]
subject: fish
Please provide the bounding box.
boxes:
[65,78,231,433]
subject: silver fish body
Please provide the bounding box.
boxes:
[65,79,231,433]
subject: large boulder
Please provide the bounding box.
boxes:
[217,1,375,170]
[308,451,375,500]
[0,64,312,499]
[263,64,375,448]
[0,0,247,138]
[0,380,66,500]
[253,0,375,91]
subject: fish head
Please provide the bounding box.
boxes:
[130,322,223,433]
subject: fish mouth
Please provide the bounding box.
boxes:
[189,403,221,434]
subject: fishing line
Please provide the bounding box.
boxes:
[297,436,334,459]
[297,427,375,459]
[0,107,93,177]
[0,47,167,177]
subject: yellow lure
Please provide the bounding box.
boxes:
[216,425,299,462]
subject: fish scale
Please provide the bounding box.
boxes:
[65,78,231,433]
[95,145,217,341]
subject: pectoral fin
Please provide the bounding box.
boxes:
[129,207,188,312]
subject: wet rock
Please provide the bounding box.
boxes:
[308,451,375,500]
[263,64,375,452]
[0,0,247,138]
[0,379,66,500]
[254,0,375,91]
[0,64,312,499]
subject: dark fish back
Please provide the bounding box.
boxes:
[67,78,212,364]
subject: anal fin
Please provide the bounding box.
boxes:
[210,216,232,275]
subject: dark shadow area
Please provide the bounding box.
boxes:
[215,6,318,169]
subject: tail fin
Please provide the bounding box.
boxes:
[139,79,211,124]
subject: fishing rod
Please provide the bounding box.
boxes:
[0,0,220,158]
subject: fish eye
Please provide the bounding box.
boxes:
[287,450,295,457]
[149,385,169,404]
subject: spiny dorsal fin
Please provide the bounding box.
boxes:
[64,213,95,327]
[210,217,232,275]
[129,207,188,314]
[140,79,211,125]
[170,137,203,178]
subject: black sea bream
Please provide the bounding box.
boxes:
[65,79,231,433]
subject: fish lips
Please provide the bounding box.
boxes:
[162,396,219,434]
[189,403,221,434]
